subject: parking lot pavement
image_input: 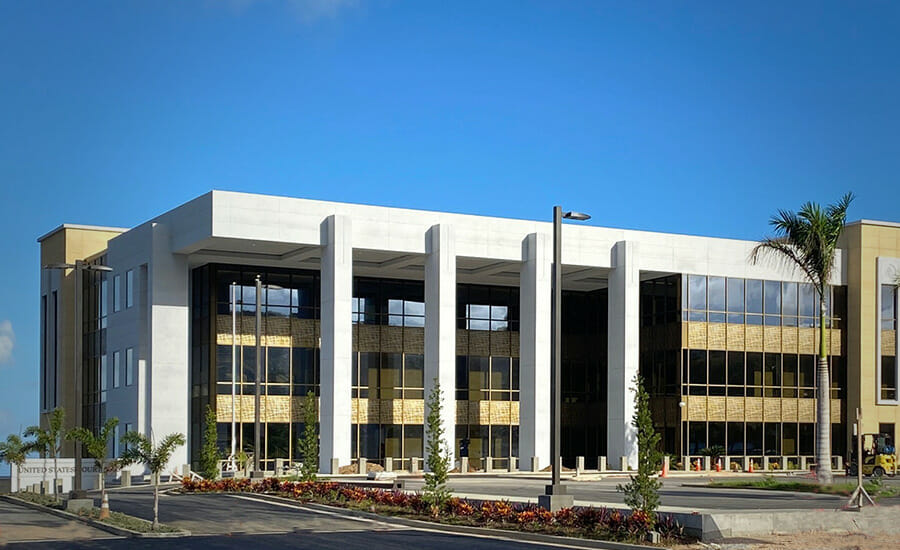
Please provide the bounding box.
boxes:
[0,498,114,545]
[398,475,853,511]
[101,489,394,535]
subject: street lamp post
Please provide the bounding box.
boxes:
[253,275,263,476]
[538,206,590,512]
[43,260,113,497]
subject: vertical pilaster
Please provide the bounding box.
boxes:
[607,240,640,469]
[519,232,552,470]
[320,215,353,473]
[425,224,457,465]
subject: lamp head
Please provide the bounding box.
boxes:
[563,211,591,221]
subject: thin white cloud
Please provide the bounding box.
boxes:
[0,320,14,366]
[215,0,360,23]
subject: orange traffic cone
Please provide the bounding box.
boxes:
[715,459,722,472]
[694,459,701,472]
[99,492,110,519]
[661,457,669,478]
[748,460,754,473]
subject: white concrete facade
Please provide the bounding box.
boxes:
[40,190,852,473]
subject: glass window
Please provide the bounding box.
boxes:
[799,355,815,387]
[764,423,781,456]
[727,422,744,454]
[688,422,706,455]
[708,421,726,449]
[727,352,744,386]
[799,283,816,318]
[113,275,121,313]
[491,357,511,390]
[242,347,257,383]
[216,345,233,382]
[726,278,744,313]
[688,275,707,311]
[883,285,897,330]
[764,281,781,314]
[746,280,763,314]
[709,351,726,385]
[125,269,134,308]
[746,352,763,386]
[268,347,290,383]
[293,348,317,386]
[689,350,706,385]
[113,351,121,388]
[746,422,763,454]
[782,282,798,317]
[782,354,798,387]
[404,354,424,388]
[882,355,897,401]
[708,277,725,312]
[125,347,134,386]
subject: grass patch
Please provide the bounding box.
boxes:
[76,507,181,533]
[707,476,900,499]
[10,491,64,508]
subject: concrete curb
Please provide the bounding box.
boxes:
[232,491,664,550]
[0,494,191,538]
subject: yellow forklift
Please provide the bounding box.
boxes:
[847,433,897,477]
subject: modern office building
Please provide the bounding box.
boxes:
[37,191,900,473]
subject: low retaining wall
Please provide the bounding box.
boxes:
[665,505,900,541]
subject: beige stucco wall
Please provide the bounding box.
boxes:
[39,226,123,454]
[843,221,900,436]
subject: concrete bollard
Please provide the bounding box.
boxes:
[120,470,131,487]
[485,456,493,473]
[508,456,517,473]
[702,456,711,471]
[780,456,788,471]
[275,458,285,476]
[358,458,367,475]
[530,456,540,473]
[461,457,469,474]
[598,456,607,472]
[834,456,843,472]
[31,483,39,493]
[683,456,691,471]
[40,481,50,495]
[800,456,808,471]
[620,456,628,471]
[411,457,419,474]
[55,478,64,494]
[183,464,192,479]
[330,458,340,474]
[576,456,585,475]
[743,456,751,472]
[385,457,393,472]
[763,456,770,471]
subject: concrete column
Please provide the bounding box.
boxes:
[607,241,640,470]
[425,224,457,467]
[530,456,540,472]
[800,456,808,471]
[620,456,629,471]
[744,456,752,472]
[598,456,607,472]
[120,471,131,487]
[358,458,367,475]
[508,457,518,472]
[460,457,469,473]
[411,457,420,474]
[762,456,770,471]
[702,456,711,471]
[320,215,353,474]
[576,456,585,475]
[485,456,493,473]
[385,457,393,472]
[519,232,552,470]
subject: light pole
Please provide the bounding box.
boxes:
[538,206,590,512]
[253,275,263,476]
[43,260,113,497]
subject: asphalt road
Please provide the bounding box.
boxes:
[7,531,581,550]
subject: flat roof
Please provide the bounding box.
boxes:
[846,219,900,230]
[37,223,128,243]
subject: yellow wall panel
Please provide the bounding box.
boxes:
[782,327,798,353]
[745,326,763,352]
[764,326,782,353]
[726,397,745,421]
[688,322,707,348]
[708,323,727,350]
[798,399,815,422]
[726,324,745,351]
[763,398,781,422]
[707,396,726,421]
[782,399,798,422]
[745,397,763,421]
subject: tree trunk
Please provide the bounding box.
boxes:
[99,460,105,501]
[153,472,159,530]
[53,452,58,500]
[816,297,833,484]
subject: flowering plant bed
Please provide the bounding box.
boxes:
[180,478,686,544]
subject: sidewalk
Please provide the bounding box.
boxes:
[0,498,112,544]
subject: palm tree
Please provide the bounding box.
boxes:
[117,430,185,530]
[752,192,853,484]
[0,434,28,491]
[23,426,52,493]
[69,417,119,504]
[24,408,66,499]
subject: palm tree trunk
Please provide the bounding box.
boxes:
[153,472,159,530]
[53,451,58,500]
[816,297,833,484]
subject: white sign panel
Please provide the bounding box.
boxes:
[9,458,102,493]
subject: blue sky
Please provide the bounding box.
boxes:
[1,1,898,469]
